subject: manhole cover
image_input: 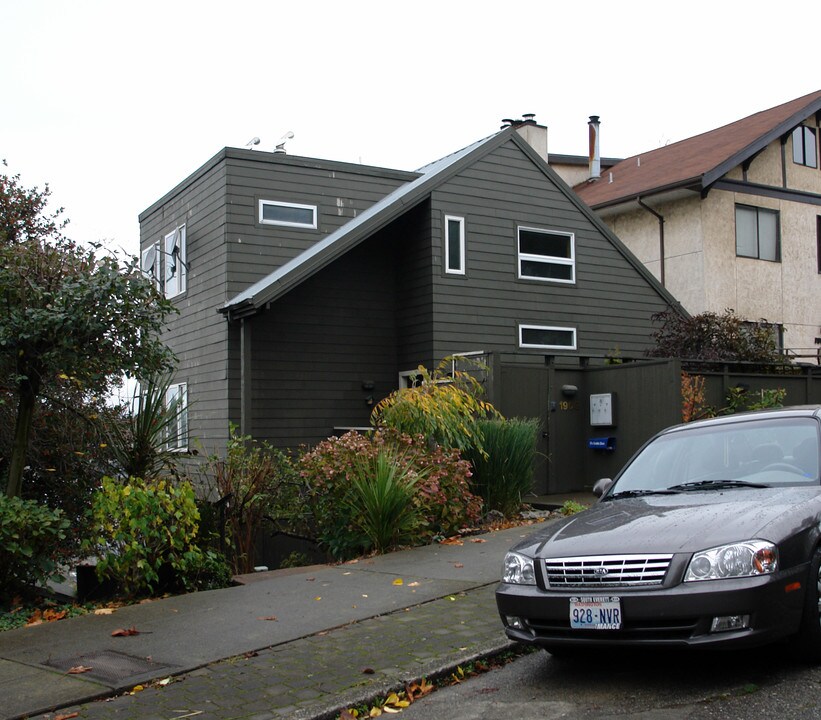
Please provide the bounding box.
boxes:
[45,650,173,684]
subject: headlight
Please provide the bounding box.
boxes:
[502,551,536,585]
[684,540,778,582]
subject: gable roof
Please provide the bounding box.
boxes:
[575,89,821,210]
[221,127,685,320]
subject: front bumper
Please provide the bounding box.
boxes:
[496,564,808,649]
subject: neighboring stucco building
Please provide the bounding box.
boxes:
[563,92,821,363]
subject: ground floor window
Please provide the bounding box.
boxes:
[519,324,577,350]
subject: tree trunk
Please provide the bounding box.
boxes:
[5,378,37,498]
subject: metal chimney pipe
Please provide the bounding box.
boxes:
[588,115,601,181]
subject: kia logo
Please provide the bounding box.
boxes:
[593,567,609,577]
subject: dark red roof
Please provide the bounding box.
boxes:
[574,90,821,208]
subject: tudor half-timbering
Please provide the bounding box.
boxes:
[139,122,684,492]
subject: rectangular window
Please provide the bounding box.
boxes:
[742,321,783,354]
[141,243,160,290]
[735,205,779,262]
[518,227,575,283]
[445,215,465,274]
[165,382,188,451]
[259,199,317,228]
[164,225,187,297]
[519,324,577,350]
[792,126,818,168]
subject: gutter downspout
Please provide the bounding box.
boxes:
[637,198,665,287]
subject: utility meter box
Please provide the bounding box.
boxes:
[590,393,616,427]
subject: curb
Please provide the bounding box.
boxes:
[291,638,523,720]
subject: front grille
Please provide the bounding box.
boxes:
[544,554,672,588]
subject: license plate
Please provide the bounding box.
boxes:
[569,596,622,630]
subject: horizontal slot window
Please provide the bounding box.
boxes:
[259,200,317,229]
[519,324,577,350]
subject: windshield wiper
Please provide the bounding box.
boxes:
[666,480,770,492]
[607,488,682,499]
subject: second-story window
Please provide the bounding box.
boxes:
[259,200,317,229]
[792,125,818,168]
[164,225,187,297]
[735,205,779,262]
[518,227,575,283]
[445,215,465,274]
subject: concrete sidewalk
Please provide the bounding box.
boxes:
[0,520,557,720]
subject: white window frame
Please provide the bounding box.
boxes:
[258,199,317,229]
[444,215,466,275]
[165,382,188,451]
[517,226,575,284]
[141,242,160,290]
[164,225,187,298]
[518,324,577,350]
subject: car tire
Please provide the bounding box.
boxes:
[797,548,821,662]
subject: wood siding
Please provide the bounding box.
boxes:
[139,159,232,456]
[426,139,673,362]
[244,236,399,448]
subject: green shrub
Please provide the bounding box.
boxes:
[0,495,70,599]
[465,418,540,517]
[344,448,425,553]
[299,430,482,559]
[560,500,588,516]
[371,357,501,457]
[193,424,305,575]
[85,476,206,597]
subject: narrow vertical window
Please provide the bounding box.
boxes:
[792,126,818,168]
[165,382,188,450]
[141,243,160,290]
[445,215,465,274]
[164,225,187,297]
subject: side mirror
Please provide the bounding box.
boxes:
[593,478,614,498]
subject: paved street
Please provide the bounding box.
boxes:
[396,640,821,719]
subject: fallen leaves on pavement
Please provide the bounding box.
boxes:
[111,625,141,637]
[66,665,93,675]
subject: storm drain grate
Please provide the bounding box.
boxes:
[44,649,174,684]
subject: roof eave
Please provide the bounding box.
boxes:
[702,95,821,188]
[221,128,516,317]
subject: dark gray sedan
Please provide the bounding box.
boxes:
[496,406,821,656]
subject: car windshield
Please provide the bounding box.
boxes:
[611,417,820,496]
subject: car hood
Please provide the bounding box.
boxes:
[514,488,821,558]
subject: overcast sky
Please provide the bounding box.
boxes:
[2,0,819,259]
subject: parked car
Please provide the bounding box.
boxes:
[496,406,821,657]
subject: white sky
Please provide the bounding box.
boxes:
[2,0,819,259]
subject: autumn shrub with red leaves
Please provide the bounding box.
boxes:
[299,430,482,559]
